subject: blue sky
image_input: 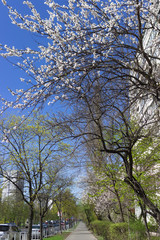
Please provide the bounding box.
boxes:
[0,0,73,117]
[0,0,68,105]
[0,1,40,103]
[0,1,22,101]
[0,1,85,197]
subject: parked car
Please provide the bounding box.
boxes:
[52,221,59,227]
[42,223,48,237]
[0,223,20,240]
[32,225,45,239]
[32,225,40,239]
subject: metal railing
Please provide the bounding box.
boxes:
[0,222,76,240]
[20,222,75,240]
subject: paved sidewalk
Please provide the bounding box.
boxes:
[66,222,97,240]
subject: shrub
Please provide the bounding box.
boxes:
[91,220,111,240]
[109,220,146,240]
[109,222,128,240]
[129,220,146,240]
[148,223,159,232]
[83,204,97,226]
[91,220,147,240]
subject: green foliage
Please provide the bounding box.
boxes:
[109,222,128,240]
[0,196,29,226]
[60,189,78,219]
[76,203,86,221]
[91,220,147,240]
[91,220,111,240]
[83,204,97,225]
[132,135,160,204]
[44,231,70,240]
[44,204,59,221]
[148,223,159,232]
[97,237,104,240]
[128,220,147,240]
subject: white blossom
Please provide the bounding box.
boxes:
[0,0,159,112]
[2,0,6,5]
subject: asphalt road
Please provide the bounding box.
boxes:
[66,222,97,240]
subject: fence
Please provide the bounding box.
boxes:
[0,221,76,240]
[20,222,75,240]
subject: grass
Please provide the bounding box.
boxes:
[44,231,71,240]
[43,222,79,240]
[94,235,160,240]
[96,237,104,240]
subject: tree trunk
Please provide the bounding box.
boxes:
[124,176,160,227]
[114,188,125,222]
[59,211,62,234]
[28,207,34,240]
[40,207,43,240]
[107,209,113,222]
[139,202,150,240]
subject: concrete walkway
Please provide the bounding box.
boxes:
[66,222,97,240]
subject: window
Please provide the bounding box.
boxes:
[0,226,9,231]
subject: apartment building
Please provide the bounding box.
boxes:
[130,0,160,221]
[130,0,160,126]
[2,170,24,201]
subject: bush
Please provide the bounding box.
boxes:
[129,220,146,240]
[91,220,147,240]
[109,220,146,240]
[91,220,111,240]
[109,222,128,240]
[148,223,159,232]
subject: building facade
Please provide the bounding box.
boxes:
[2,170,24,201]
[130,0,160,222]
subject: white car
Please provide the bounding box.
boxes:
[32,225,44,239]
[0,224,19,240]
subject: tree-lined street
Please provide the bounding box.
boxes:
[0,0,160,239]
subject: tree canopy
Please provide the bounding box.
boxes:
[0,0,159,112]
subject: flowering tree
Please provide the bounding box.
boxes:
[81,156,134,223]
[1,0,160,226]
[0,0,159,111]
[82,171,116,222]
